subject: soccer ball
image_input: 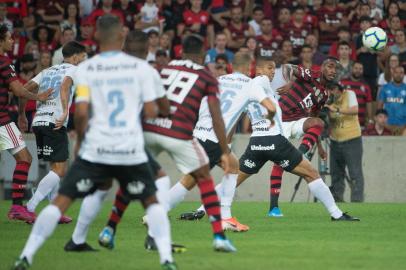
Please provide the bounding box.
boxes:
[362,27,388,51]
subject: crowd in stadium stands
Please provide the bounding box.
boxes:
[1,0,405,135]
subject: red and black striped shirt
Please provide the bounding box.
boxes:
[0,55,18,126]
[143,60,219,140]
[279,66,328,122]
[340,79,372,127]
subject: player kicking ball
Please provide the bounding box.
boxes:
[13,15,177,270]
[174,53,278,232]
[19,41,87,224]
[236,57,360,222]
[0,24,52,223]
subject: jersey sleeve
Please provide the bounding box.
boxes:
[249,77,269,102]
[140,65,159,103]
[65,66,77,80]
[0,63,18,85]
[75,64,91,103]
[152,68,166,99]
[347,90,358,107]
[31,71,43,85]
[294,66,313,82]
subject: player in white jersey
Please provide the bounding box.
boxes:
[234,56,360,223]
[14,15,177,270]
[18,41,87,224]
[168,53,277,231]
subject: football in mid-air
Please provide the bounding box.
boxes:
[362,27,388,51]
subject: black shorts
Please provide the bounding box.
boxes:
[198,139,222,169]
[239,135,303,175]
[59,158,157,201]
[33,124,69,162]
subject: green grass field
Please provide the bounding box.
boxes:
[1,202,405,270]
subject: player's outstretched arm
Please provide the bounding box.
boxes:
[10,80,52,101]
[55,77,74,130]
[17,81,40,132]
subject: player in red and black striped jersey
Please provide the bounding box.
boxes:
[0,24,52,223]
[340,62,373,128]
[268,57,340,217]
[144,35,238,252]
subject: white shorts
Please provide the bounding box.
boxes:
[0,122,26,155]
[144,132,209,174]
[281,118,309,139]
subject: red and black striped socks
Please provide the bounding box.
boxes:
[270,165,284,210]
[197,178,225,239]
[299,126,323,154]
[12,161,30,205]
[107,189,130,234]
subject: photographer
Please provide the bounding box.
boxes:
[325,83,365,202]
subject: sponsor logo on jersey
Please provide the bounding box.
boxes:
[250,144,275,151]
[244,159,256,168]
[35,111,54,117]
[97,147,137,156]
[127,181,145,195]
[32,121,50,127]
[77,178,93,193]
[145,118,173,129]
[279,160,290,168]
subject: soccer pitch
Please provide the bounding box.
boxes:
[1,202,405,270]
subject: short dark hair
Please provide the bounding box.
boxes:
[253,6,263,13]
[96,14,122,43]
[359,16,372,23]
[301,44,312,51]
[62,41,86,58]
[338,40,351,49]
[182,35,204,55]
[0,24,8,41]
[124,30,149,57]
[375,109,388,116]
[256,55,274,66]
[62,27,74,35]
[337,26,350,33]
[216,53,229,63]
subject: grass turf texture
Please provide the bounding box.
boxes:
[0,202,405,270]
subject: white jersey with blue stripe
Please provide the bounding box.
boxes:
[32,63,76,127]
[247,75,284,137]
[193,72,268,143]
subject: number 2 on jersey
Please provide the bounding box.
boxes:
[108,90,125,127]
[161,69,198,103]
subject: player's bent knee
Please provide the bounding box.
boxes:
[190,165,211,181]
[14,148,32,164]
[141,195,159,209]
[180,175,196,190]
[304,117,324,131]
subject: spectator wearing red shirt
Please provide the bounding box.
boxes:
[387,16,404,47]
[161,0,189,38]
[276,7,291,30]
[35,0,64,24]
[77,17,97,56]
[317,0,348,53]
[178,0,214,46]
[341,62,373,128]
[329,27,357,61]
[224,6,254,52]
[348,2,371,36]
[299,44,320,73]
[0,0,27,21]
[115,0,137,29]
[285,6,317,55]
[11,20,27,61]
[363,109,393,136]
[379,1,401,31]
[89,0,124,25]
[256,18,282,57]
[32,25,57,52]
[304,33,326,65]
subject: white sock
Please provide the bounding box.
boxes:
[20,204,62,264]
[167,182,188,211]
[72,190,108,244]
[27,171,60,212]
[47,183,59,202]
[146,204,173,264]
[155,176,171,211]
[308,178,343,219]
[196,182,223,213]
[220,174,238,219]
